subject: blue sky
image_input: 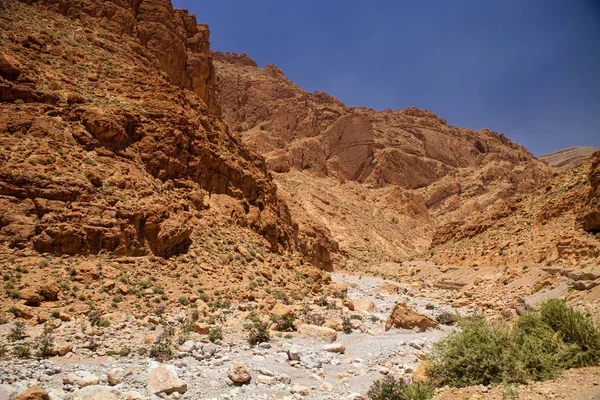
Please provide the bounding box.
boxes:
[173,1,600,156]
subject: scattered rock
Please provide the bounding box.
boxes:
[107,368,125,386]
[19,288,41,306]
[298,324,337,343]
[0,384,17,400]
[227,363,252,385]
[385,302,438,332]
[147,365,187,395]
[322,343,345,354]
[352,299,376,312]
[14,386,50,400]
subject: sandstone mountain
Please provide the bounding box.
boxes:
[429,151,600,268]
[539,146,599,169]
[0,0,332,318]
[213,52,556,270]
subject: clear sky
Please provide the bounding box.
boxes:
[173,1,600,156]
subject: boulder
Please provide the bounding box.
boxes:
[194,322,209,334]
[107,368,125,386]
[39,281,60,301]
[269,303,293,319]
[228,363,252,385]
[78,375,100,388]
[380,283,399,294]
[328,282,348,298]
[0,384,17,400]
[385,303,438,332]
[19,288,40,306]
[72,385,125,399]
[14,386,50,400]
[322,343,345,354]
[352,299,376,312]
[147,366,187,395]
[297,324,337,343]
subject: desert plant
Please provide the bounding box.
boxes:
[539,299,600,368]
[150,330,173,361]
[247,321,270,346]
[271,315,294,331]
[342,315,352,334]
[367,375,434,400]
[435,311,458,326]
[208,326,223,343]
[7,321,26,342]
[427,300,600,388]
[13,343,31,358]
[35,326,55,358]
[427,317,514,387]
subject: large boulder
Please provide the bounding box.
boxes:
[352,299,376,312]
[19,288,40,306]
[269,303,293,319]
[14,386,50,400]
[385,303,438,332]
[228,363,252,385]
[147,366,187,395]
[297,324,337,343]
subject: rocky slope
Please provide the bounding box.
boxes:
[213,52,555,270]
[0,0,335,322]
[539,146,598,169]
[428,151,600,268]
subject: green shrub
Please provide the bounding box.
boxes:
[150,330,173,361]
[427,317,513,387]
[342,316,352,334]
[367,375,434,400]
[7,321,26,342]
[208,326,223,343]
[271,315,294,331]
[13,343,31,358]
[35,330,54,358]
[540,299,600,368]
[247,321,270,346]
[435,311,458,326]
[427,300,600,388]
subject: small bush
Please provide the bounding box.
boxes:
[427,300,600,388]
[150,330,173,362]
[35,330,54,358]
[367,375,434,400]
[7,321,26,342]
[118,346,131,357]
[247,321,270,346]
[271,315,294,331]
[435,311,458,326]
[208,326,223,343]
[14,343,31,358]
[540,299,600,368]
[342,316,352,334]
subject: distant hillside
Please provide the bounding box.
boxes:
[540,147,598,169]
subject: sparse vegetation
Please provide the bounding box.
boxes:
[367,375,434,400]
[426,300,600,387]
[247,321,270,346]
[208,326,223,343]
[150,330,173,362]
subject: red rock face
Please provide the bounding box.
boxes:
[583,151,600,232]
[24,0,220,115]
[213,53,556,268]
[0,0,319,262]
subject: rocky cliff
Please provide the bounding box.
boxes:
[0,0,333,318]
[213,53,555,269]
